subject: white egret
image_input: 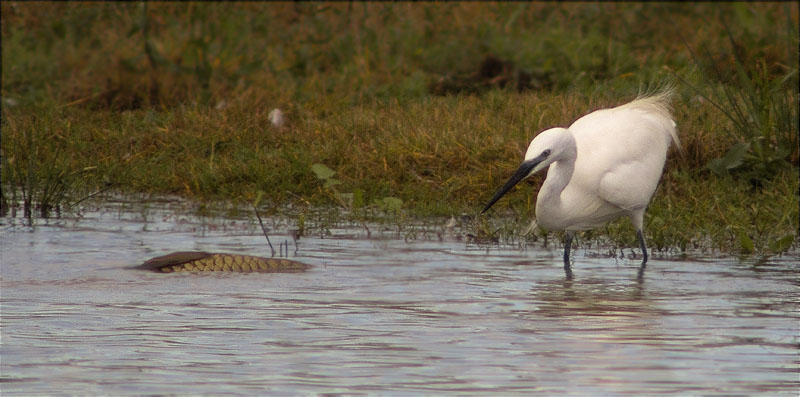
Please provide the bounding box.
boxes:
[481,89,680,278]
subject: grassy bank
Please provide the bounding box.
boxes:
[2,3,798,255]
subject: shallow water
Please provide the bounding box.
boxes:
[1,198,798,395]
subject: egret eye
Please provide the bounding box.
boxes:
[542,149,551,157]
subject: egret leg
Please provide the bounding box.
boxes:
[637,230,648,281]
[563,232,574,279]
[637,230,648,265]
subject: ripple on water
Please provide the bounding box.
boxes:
[1,199,798,395]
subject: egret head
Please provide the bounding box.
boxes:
[481,128,572,213]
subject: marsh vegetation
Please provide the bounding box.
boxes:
[1,2,797,255]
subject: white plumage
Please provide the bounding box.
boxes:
[482,89,680,278]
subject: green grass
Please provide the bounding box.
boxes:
[1,2,798,256]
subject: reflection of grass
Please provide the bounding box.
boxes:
[1,3,797,255]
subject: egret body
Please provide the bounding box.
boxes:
[481,90,679,278]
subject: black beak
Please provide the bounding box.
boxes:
[481,159,540,214]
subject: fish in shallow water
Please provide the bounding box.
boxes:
[138,251,309,273]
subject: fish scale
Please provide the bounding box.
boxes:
[138,251,309,273]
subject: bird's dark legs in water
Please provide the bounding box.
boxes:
[563,232,574,280]
[636,230,648,282]
[564,231,647,280]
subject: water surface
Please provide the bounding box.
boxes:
[2,198,798,395]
